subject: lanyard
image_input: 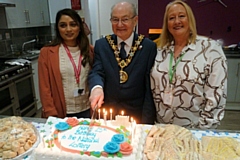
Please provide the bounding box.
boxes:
[168,51,186,84]
[63,43,82,84]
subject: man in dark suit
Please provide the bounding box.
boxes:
[88,1,157,124]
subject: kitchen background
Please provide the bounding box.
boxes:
[0,0,239,53]
[0,0,240,117]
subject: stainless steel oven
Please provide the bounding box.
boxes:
[0,82,16,115]
[14,73,37,116]
[0,63,37,117]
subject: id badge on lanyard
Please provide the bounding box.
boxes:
[63,44,84,97]
[164,51,185,105]
[74,88,85,97]
[163,84,174,105]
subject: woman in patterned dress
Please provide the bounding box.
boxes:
[151,0,227,129]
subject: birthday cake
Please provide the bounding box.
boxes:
[33,116,146,160]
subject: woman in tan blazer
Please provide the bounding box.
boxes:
[38,8,93,118]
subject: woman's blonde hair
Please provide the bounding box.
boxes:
[157,0,197,48]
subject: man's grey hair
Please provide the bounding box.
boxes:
[110,2,137,17]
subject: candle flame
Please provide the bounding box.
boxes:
[110,108,112,113]
[98,109,100,113]
[121,110,124,116]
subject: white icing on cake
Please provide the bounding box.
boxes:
[33,116,145,160]
[59,125,118,151]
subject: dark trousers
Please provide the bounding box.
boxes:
[66,109,91,118]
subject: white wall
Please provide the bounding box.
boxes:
[80,0,92,43]
[48,0,71,23]
[85,0,100,45]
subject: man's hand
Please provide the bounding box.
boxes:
[89,87,104,110]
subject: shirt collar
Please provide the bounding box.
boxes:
[117,32,134,47]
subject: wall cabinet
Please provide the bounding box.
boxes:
[0,0,50,28]
[39,0,50,26]
[0,0,15,4]
[226,58,240,110]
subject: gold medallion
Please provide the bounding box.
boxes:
[106,34,144,83]
[120,70,128,83]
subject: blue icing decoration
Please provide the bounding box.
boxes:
[95,127,106,132]
[69,141,91,150]
[82,120,90,125]
[103,142,120,154]
[111,134,125,144]
[125,132,130,136]
[202,133,207,136]
[94,151,101,155]
[23,155,28,159]
[55,122,70,131]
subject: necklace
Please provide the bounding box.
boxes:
[105,34,144,83]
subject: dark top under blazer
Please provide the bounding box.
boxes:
[88,33,157,124]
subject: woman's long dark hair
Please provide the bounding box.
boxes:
[46,8,92,67]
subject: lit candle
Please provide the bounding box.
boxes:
[110,109,112,121]
[103,108,105,119]
[133,120,136,138]
[131,117,134,142]
[104,111,107,125]
[98,109,101,119]
[121,110,124,116]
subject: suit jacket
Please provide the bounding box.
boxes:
[88,33,157,124]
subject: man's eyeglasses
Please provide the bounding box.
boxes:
[110,16,136,24]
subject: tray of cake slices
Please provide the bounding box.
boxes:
[0,116,40,160]
[142,124,240,160]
